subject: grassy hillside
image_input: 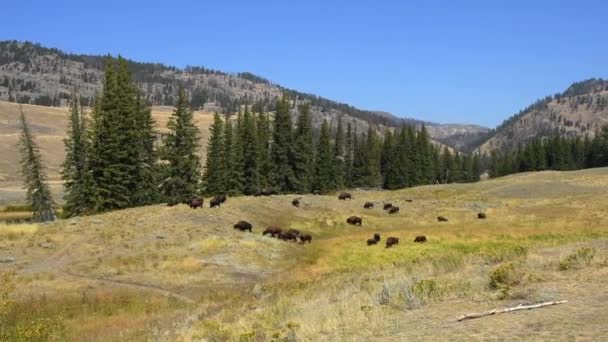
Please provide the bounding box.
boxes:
[1,168,607,340]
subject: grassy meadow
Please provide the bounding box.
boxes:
[1,168,608,341]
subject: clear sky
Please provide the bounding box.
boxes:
[2,0,607,127]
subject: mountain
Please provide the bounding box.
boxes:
[477,79,608,154]
[0,40,485,144]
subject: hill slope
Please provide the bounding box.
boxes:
[478,79,608,153]
[1,168,607,340]
[0,40,487,145]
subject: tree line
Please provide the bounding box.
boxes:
[201,99,483,196]
[487,128,608,178]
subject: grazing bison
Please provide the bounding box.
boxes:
[364,202,374,209]
[287,228,301,237]
[437,216,449,222]
[299,234,312,244]
[292,198,300,208]
[346,216,363,226]
[278,231,298,242]
[383,203,393,210]
[189,197,203,209]
[263,226,282,237]
[210,194,226,208]
[367,239,378,246]
[388,206,399,214]
[478,213,487,219]
[405,199,413,203]
[414,235,427,243]
[373,233,381,242]
[338,192,352,200]
[233,220,252,232]
[386,237,399,248]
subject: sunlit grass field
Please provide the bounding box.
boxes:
[1,168,608,341]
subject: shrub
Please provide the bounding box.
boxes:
[489,262,525,289]
[559,247,596,271]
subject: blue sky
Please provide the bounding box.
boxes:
[2,0,607,127]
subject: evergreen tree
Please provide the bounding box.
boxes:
[270,96,297,192]
[416,124,433,184]
[312,120,334,193]
[351,128,367,187]
[18,108,56,222]
[363,126,382,187]
[241,106,259,195]
[227,112,245,194]
[160,87,201,203]
[292,104,314,193]
[332,117,345,189]
[202,112,225,195]
[344,122,354,188]
[61,95,95,217]
[132,94,159,205]
[88,57,143,211]
[256,111,272,189]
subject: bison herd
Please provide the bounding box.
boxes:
[174,190,489,252]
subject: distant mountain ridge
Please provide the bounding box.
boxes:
[0,40,486,147]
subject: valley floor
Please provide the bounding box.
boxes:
[1,168,608,341]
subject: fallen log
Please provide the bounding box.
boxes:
[457,300,568,322]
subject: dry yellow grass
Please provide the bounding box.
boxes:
[0,168,607,341]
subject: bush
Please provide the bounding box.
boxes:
[489,262,525,289]
[559,247,596,271]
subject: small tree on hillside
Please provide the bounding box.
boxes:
[18,108,56,222]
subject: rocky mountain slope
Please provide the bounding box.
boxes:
[477,79,608,154]
[0,40,486,146]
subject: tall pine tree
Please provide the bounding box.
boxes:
[202,112,225,195]
[292,104,314,193]
[270,96,297,193]
[313,120,334,193]
[160,88,201,203]
[18,108,56,222]
[61,95,95,217]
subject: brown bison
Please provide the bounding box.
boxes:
[383,203,393,210]
[388,206,399,214]
[405,199,413,203]
[292,198,300,208]
[364,202,374,209]
[287,228,301,237]
[386,237,399,248]
[478,213,487,219]
[367,239,378,246]
[189,197,203,209]
[233,220,252,232]
[263,226,282,237]
[414,235,427,243]
[278,231,298,242]
[437,216,449,222]
[346,216,363,226]
[299,234,312,244]
[210,194,226,208]
[373,233,380,242]
[338,192,352,200]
